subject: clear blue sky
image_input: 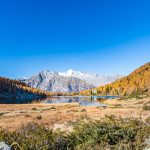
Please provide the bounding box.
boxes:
[0,0,150,78]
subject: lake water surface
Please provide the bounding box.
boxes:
[40,96,118,107]
[0,96,118,106]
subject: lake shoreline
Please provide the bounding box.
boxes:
[0,97,149,131]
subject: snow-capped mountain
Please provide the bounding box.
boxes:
[21,70,94,92]
[59,69,123,86]
[20,69,122,93]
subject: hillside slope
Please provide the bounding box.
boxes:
[80,62,150,96]
[0,77,48,103]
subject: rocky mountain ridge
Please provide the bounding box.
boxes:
[21,70,95,92]
[20,69,122,92]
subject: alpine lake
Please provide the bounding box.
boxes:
[33,96,118,107]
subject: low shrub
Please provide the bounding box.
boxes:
[25,114,31,118]
[0,116,150,150]
[143,105,150,110]
[142,101,150,111]
[50,106,56,109]
[80,109,86,112]
[36,115,42,120]
[32,107,37,110]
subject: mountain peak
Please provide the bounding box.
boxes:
[66,69,75,75]
[39,70,58,76]
[59,69,123,86]
[59,69,84,77]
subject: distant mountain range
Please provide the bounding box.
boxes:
[59,69,122,86]
[20,70,122,92]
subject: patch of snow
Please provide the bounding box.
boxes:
[59,69,123,86]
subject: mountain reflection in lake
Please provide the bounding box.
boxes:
[38,96,118,107]
[0,96,118,105]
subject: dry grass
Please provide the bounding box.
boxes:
[0,98,149,131]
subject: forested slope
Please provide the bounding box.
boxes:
[80,62,150,97]
[0,77,48,103]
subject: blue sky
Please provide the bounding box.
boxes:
[0,0,150,78]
